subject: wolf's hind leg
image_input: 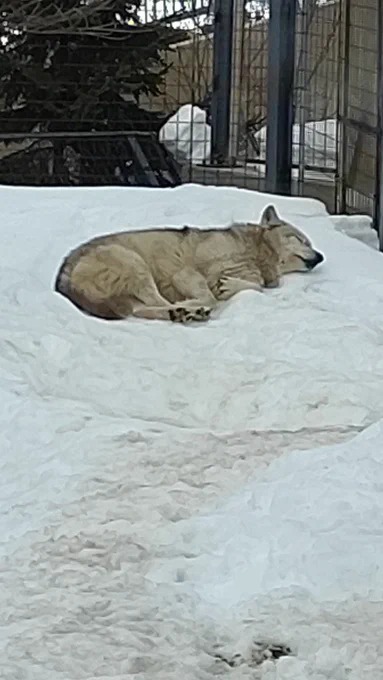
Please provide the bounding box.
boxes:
[69,244,172,319]
[172,267,217,306]
[90,244,170,302]
[106,248,171,306]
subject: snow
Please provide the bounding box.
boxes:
[159,110,338,176]
[1,182,383,678]
[330,213,378,250]
[150,419,383,606]
[256,119,337,170]
[149,425,383,677]
[159,104,211,163]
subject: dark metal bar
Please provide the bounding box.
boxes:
[375,0,383,249]
[296,0,311,194]
[265,0,297,195]
[126,137,160,187]
[334,0,344,212]
[0,131,154,141]
[201,159,336,174]
[210,0,234,164]
[338,0,351,214]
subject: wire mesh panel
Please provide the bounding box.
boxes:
[0,0,188,187]
[152,2,270,190]
[0,132,183,187]
[0,0,380,219]
[151,0,376,212]
[0,0,271,192]
[338,0,379,216]
[293,0,342,211]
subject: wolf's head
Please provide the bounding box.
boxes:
[259,205,324,274]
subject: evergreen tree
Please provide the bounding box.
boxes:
[0,1,184,184]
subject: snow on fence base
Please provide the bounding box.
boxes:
[159,104,211,164]
[255,119,337,171]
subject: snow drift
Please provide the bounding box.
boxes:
[1,182,383,678]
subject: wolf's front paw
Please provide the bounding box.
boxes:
[168,306,211,323]
[216,276,263,300]
[263,278,280,288]
[216,276,236,301]
[192,305,212,321]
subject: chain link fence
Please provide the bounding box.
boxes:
[0,0,381,233]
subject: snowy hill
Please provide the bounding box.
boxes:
[0,183,382,679]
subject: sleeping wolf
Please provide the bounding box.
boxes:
[54,205,324,323]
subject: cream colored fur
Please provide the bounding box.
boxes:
[54,205,324,323]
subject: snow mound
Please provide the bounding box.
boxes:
[159,104,211,163]
[1,183,383,678]
[256,119,337,170]
[150,418,383,609]
[330,213,378,250]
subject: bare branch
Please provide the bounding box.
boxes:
[0,0,164,38]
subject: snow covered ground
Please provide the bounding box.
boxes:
[330,213,379,250]
[256,119,337,170]
[1,183,383,679]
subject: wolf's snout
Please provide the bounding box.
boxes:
[305,251,324,269]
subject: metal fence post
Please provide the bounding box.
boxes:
[338,0,351,215]
[265,0,297,195]
[210,0,234,164]
[375,0,383,250]
[228,0,244,163]
[295,0,313,194]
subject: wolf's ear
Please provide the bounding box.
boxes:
[260,205,282,227]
